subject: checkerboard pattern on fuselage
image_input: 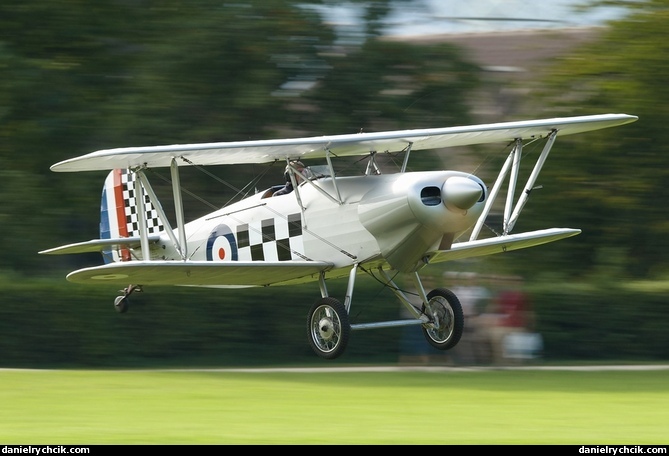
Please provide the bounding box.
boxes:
[236,213,304,261]
[121,170,164,237]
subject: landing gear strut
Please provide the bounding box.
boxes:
[114,284,142,313]
[305,267,465,359]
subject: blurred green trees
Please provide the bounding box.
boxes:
[5,1,665,278]
[522,0,669,279]
[0,0,479,274]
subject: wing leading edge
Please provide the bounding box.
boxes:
[65,260,334,287]
[51,114,637,172]
[427,228,581,264]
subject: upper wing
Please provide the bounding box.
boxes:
[51,114,637,172]
[427,228,581,264]
[64,260,334,287]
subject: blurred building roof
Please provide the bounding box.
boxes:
[382,0,626,36]
[389,27,600,79]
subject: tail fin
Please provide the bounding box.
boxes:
[100,169,164,264]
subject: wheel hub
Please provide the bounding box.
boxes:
[318,318,334,340]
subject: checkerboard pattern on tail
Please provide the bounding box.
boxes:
[121,169,164,237]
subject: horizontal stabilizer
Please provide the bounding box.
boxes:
[65,260,334,287]
[39,236,160,255]
[428,228,581,264]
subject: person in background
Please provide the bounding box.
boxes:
[449,272,492,365]
[484,275,539,365]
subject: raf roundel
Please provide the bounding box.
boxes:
[206,224,238,262]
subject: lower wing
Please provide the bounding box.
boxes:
[65,260,334,287]
[56,228,577,287]
[428,228,581,263]
[39,236,160,255]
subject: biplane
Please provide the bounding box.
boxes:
[40,113,637,359]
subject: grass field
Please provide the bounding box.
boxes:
[1,366,668,444]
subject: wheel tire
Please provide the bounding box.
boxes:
[421,288,464,350]
[114,295,129,314]
[307,297,350,359]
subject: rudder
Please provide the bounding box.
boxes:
[100,169,164,263]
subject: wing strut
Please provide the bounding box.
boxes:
[504,138,523,234]
[135,170,151,260]
[469,141,517,240]
[364,151,381,176]
[295,148,344,209]
[135,168,185,260]
[469,130,558,240]
[171,158,188,259]
[325,149,343,203]
[286,159,308,229]
[507,130,557,233]
[400,142,413,173]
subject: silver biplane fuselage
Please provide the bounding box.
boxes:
[167,171,485,278]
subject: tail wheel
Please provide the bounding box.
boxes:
[307,297,350,359]
[114,295,129,313]
[113,285,142,314]
[421,288,464,350]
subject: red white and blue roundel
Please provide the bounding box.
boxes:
[206,224,238,262]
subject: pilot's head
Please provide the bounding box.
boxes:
[285,161,308,183]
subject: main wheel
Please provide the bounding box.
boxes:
[421,288,464,350]
[307,297,350,359]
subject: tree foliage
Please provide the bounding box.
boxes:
[8,0,667,283]
[303,39,479,133]
[0,0,480,274]
[526,0,669,278]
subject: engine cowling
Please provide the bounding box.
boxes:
[358,171,485,272]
